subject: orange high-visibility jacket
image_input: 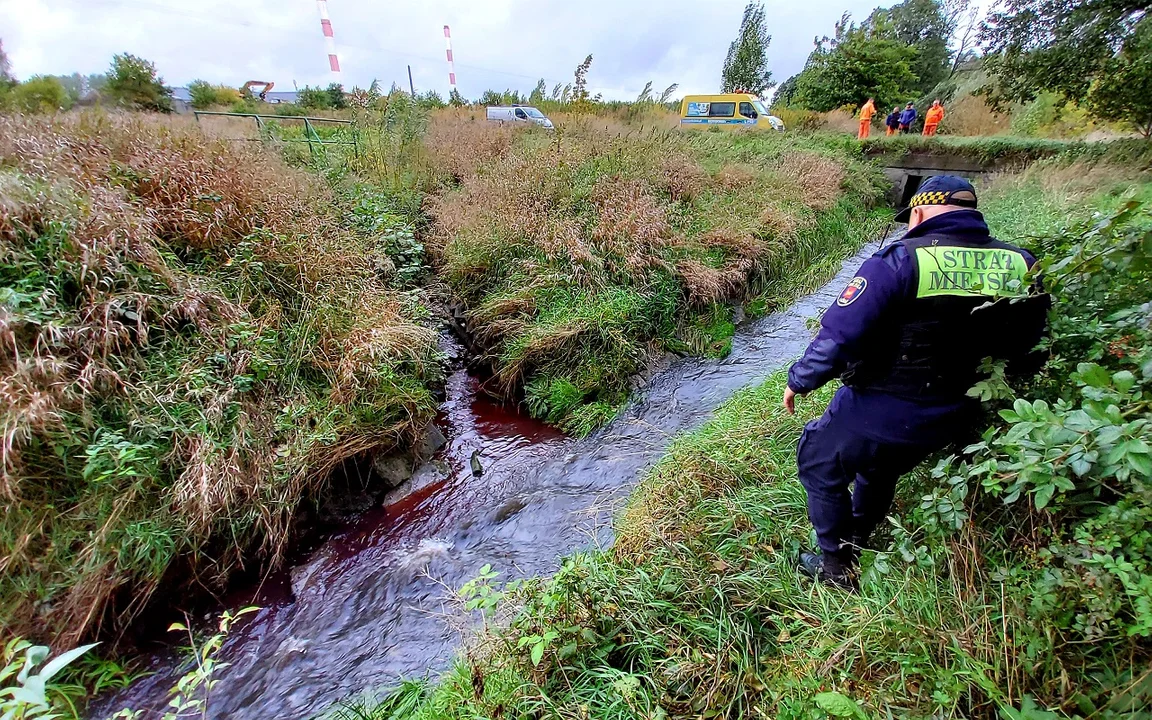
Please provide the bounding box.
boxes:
[925,105,945,125]
[859,101,876,121]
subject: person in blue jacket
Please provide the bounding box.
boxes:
[784,176,1050,590]
[898,102,917,133]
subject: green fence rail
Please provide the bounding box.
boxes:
[192,111,358,158]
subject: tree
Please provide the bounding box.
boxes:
[325,82,347,109]
[105,53,172,112]
[529,78,546,104]
[297,85,329,109]
[449,88,466,107]
[1087,18,1152,137]
[871,0,955,94]
[478,89,504,106]
[0,39,13,85]
[979,0,1149,109]
[774,73,800,105]
[9,76,70,113]
[721,2,775,95]
[636,81,654,103]
[573,54,593,103]
[550,82,563,100]
[792,14,917,112]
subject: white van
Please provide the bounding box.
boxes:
[486,106,554,129]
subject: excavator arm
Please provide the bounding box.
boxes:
[242,81,275,101]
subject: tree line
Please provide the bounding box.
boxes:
[0,44,172,113]
[727,0,1152,137]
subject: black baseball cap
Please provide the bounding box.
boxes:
[894,175,978,223]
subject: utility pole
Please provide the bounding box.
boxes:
[408,65,415,96]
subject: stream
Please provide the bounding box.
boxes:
[97,241,880,719]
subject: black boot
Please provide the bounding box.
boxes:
[798,550,859,592]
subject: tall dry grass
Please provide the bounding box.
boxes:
[0,112,437,645]
[417,108,887,431]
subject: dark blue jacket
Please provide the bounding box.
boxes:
[885,111,901,129]
[787,210,1041,444]
[899,107,917,125]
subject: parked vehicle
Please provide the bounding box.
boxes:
[679,93,784,132]
[486,105,554,129]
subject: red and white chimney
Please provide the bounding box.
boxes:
[316,0,341,76]
[444,25,457,93]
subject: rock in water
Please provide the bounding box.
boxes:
[417,424,448,459]
[470,450,483,477]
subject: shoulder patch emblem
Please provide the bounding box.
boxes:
[837,276,867,307]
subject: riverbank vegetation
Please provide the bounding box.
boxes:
[419,109,888,433]
[339,161,1152,719]
[0,113,441,649]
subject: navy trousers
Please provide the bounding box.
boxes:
[796,407,943,557]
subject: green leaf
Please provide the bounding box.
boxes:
[1076,363,1111,389]
[39,642,99,682]
[530,641,545,667]
[1034,483,1056,510]
[1112,370,1136,393]
[814,691,864,718]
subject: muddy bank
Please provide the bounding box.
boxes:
[93,241,879,720]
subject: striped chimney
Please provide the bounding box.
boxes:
[316,0,341,75]
[444,25,457,92]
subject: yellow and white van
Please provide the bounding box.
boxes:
[679,93,784,131]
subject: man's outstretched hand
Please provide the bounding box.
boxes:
[783,386,798,415]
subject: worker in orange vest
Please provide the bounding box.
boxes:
[923,99,945,136]
[858,97,876,140]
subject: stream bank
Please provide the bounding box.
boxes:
[94,241,880,720]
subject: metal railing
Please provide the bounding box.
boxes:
[192,111,358,157]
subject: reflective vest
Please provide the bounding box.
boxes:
[843,234,1048,401]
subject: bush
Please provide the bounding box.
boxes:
[104,53,172,112]
[187,79,240,109]
[6,75,70,113]
[297,85,330,109]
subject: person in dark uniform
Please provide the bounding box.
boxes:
[783,175,1050,590]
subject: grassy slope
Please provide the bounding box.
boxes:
[421,111,890,435]
[337,159,1152,720]
[0,113,440,647]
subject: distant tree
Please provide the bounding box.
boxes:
[325,82,347,109]
[774,73,799,105]
[979,0,1148,110]
[418,89,446,109]
[636,81,654,103]
[871,0,955,95]
[1087,18,1152,138]
[529,78,546,104]
[449,88,466,106]
[721,2,775,95]
[0,39,14,85]
[478,89,503,105]
[573,54,593,103]
[560,84,572,103]
[188,79,218,109]
[105,53,172,112]
[658,83,680,103]
[9,75,70,113]
[793,14,917,112]
[550,82,563,100]
[52,73,91,105]
[297,85,329,109]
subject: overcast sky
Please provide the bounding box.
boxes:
[2,0,889,100]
